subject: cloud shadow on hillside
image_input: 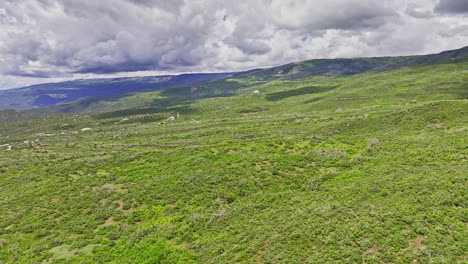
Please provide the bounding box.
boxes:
[265,85,338,101]
[93,79,248,121]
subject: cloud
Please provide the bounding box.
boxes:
[435,0,468,14]
[405,3,435,18]
[0,0,468,89]
[267,0,396,31]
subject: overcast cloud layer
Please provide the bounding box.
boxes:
[0,0,468,89]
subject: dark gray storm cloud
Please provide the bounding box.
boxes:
[435,0,468,14]
[0,0,467,89]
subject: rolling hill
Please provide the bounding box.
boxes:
[0,73,233,111]
[1,46,467,114]
[0,46,467,263]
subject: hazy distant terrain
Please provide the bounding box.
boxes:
[0,73,232,111]
[0,47,467,263]
[1,46,467,114]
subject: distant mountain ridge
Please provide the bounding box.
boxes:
[240,46,468,81]
[0,73,232,111]
[1,46,467,112]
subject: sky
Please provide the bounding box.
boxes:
[0,0,468,90]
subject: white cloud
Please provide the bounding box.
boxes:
[0,0,467,89]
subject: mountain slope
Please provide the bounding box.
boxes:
[0,101,466,263]
[1,46,467,113]
[29,47,468,116]
[0,73,232,111]
[237,45,468,81]
[0,47,467,263]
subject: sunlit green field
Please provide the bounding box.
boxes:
[0,60,467,263]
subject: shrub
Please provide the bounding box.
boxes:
[225,192,237,203]
[350,154,367,163]
[367,138,381,152]
[209,210,230,223]
[314,148,348,160]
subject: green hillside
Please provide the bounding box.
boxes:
[18,46,468,116]
[34,53,468,117]
[0,73,232,111]
[0,52,467,263]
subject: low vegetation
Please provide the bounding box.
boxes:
[0,53,467,263]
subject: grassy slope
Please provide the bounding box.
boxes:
[29,47,468,116]
[0,73,232,111]
[0,60,467,263]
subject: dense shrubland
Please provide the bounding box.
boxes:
[0,59,467,263]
